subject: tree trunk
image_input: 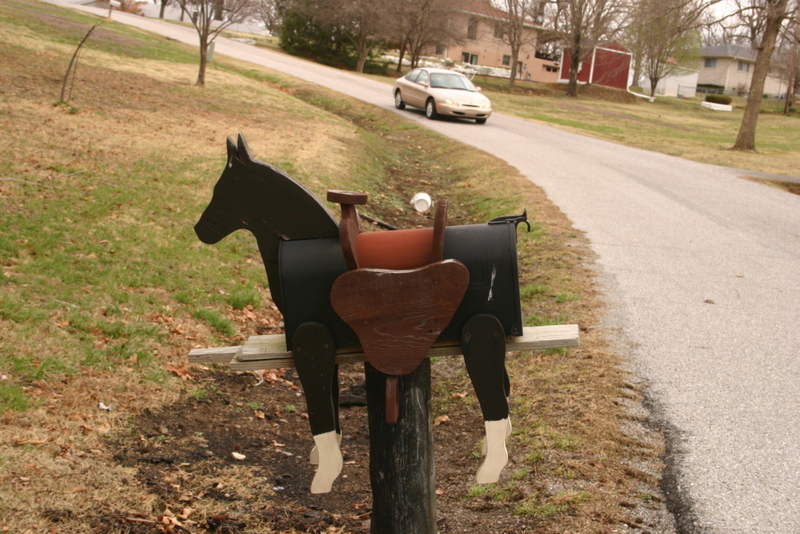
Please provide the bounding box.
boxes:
[632,54,643,89]
[356,47,368,73]
[159,0,167,19]
[196,39,208,86]
[567,46,581,97]
[509,59,517,88]
[733,0,790,150]
[784,21,799,115]
[396,40,407,73]
[649,75,659,97]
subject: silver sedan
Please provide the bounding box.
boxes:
[393,68,492,124]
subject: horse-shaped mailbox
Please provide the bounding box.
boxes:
[195,133,529,493]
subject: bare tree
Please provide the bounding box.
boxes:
[724,0,771,46]
[732,0,793,149]
[781,14,799,112]
[256,0,280,34]
[318,0,391,73]
[542,0,631,97]
[175,0,259,86]
[626,0,705,96]
[495,0,541,87]
[393,0,461,71]
[158,0,170,19]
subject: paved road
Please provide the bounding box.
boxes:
[52,5,800,532]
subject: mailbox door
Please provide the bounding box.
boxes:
[441,223,523,339]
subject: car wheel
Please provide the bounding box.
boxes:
[394,90,406,110]
[425,99,439,120]
[475,118,487,124]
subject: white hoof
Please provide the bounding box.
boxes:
[310,431,343,494]
[310,432,341,465]
[476,418,509,484]
[481,417,511,455]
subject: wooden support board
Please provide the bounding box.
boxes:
[187,324,579,370]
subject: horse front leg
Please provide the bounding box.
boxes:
[309,364,341,466]
[461,314,511,484]
[291,322,342,493]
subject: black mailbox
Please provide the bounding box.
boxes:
[279,222,523,350]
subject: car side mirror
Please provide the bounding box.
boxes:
[477,87,482,91]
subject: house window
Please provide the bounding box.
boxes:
[494,23,505,39]
[704,58,717,68]
[502,55,511,66]
[462,52,478,65]
[435,44,445,55]
[467,17,478,40]
[738,61,750,72]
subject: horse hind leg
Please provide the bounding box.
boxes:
[310,364,341,466]
[291,322,343,493]
[481,370,512,456]
[461,314,510,484]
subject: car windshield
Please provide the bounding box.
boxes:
[429,73,477,91]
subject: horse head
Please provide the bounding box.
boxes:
[195,133,340,311]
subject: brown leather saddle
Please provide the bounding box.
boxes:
[328,191,470,423]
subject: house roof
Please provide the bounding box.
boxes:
[454,0,542,30]
[701,45,757,62]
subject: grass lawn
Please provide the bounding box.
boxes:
[1,1,670,532]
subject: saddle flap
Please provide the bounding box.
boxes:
[330,260,470,376]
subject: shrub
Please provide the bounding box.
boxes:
[705,94,732,105]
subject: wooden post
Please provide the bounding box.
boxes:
[365,360,436,534]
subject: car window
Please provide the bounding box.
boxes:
[417,70,429,85]
[405,69,421,82]
[429,73,477,91]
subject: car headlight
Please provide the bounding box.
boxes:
[444,98,455,105]
[482,102,492,109]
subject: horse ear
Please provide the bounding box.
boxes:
[237,132,254,164]
[226,136,238,162]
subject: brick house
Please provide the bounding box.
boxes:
[698,45,786,97]
[424,0,560,82]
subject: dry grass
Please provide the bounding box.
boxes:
[484,82,800,178]
[1,1,672,532]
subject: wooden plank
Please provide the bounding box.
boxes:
[213,325,579,371]
[187,345,239,364]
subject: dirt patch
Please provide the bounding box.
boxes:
[110,362,523,533]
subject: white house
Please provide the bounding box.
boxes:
[698,45,786,98]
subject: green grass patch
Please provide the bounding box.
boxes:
[192,309,235,338]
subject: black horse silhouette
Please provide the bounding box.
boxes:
[196,133,525,493]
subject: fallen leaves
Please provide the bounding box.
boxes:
[165,363,193,380]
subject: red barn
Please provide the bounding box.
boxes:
[558,42,632,90]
